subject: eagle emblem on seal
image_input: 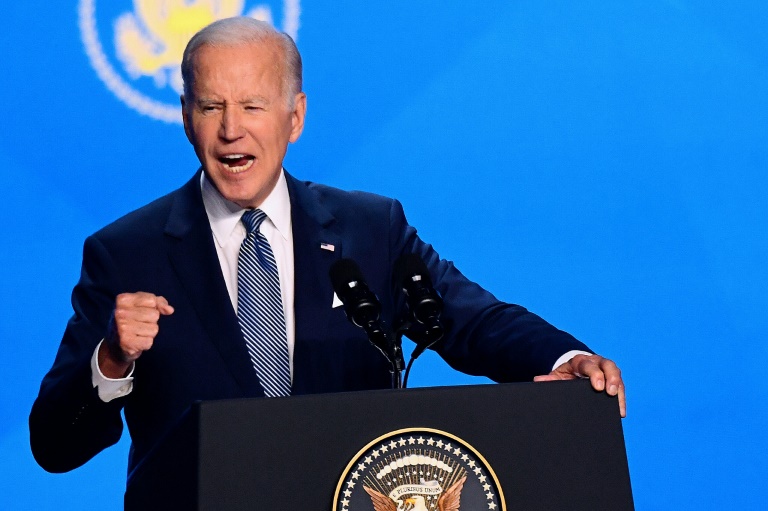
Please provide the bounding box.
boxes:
[364,475,467,511]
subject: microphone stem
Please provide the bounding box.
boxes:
[392,336,405,389]
[403,356,416,389]
[367,327,404,389]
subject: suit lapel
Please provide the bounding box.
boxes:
[286,172,342,391]
[164,171,264,397]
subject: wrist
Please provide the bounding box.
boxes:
[97,342,132,378]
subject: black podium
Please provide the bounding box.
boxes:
[125,380,633,510]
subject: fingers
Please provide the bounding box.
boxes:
[577,356,607,392]
[589,357,626,418]
[616,382,626,418]
[535,354,627,418]
[576,355,626,418]
[596,356,626,417]
[106,292,173,365]
[119,292,174,313]
[599,358,622,397]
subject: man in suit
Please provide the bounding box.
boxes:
[30,17,625,475]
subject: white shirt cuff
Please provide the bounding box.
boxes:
[552,350,593,372]
[91,339,134,402]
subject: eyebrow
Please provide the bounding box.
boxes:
[195,96,270,105]
[239,96,269,105]
[195,97,223,106]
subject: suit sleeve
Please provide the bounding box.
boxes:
[387,199,592,382]
[29,235,126,473]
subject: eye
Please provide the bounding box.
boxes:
[197,102,221,114]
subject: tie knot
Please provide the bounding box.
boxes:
[241,209,267,234]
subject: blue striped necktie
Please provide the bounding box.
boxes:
[237,209,291,397]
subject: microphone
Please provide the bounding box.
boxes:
[329,259,383,333]
[394,254,445,358]
[329,259,403,377]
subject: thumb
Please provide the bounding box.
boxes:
[155,296,175,316]
[533,373,567,382]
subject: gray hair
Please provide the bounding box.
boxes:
[181,17,303,107]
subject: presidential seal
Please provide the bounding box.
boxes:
[334,428,505,511]
[77,0,301,123]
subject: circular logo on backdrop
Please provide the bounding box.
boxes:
[334,428,506,511]
[77,0,301,123]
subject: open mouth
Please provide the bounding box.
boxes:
[219,154,255,173]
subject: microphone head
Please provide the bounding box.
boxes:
[329,258,366,297]
[329,258,382,328]
[394,253,433,290]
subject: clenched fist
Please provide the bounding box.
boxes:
[98,292,174,378]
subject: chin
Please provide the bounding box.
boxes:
[225,193,259,209]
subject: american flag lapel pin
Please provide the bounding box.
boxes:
[320,242,335,252]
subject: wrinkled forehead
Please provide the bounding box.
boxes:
[191,38,284,71]
[187,41,286,93]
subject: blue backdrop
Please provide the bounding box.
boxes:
[2,1,766,509]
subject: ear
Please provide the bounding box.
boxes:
[180,95,193,144]
[289,92,307,143]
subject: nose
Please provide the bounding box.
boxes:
[219,106,245,141]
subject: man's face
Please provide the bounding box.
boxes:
[182,42,306,209]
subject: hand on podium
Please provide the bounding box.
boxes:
[534,354,626,417]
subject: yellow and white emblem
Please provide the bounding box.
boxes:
[78,0,300,123]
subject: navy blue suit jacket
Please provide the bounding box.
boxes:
[30,170,589,474]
